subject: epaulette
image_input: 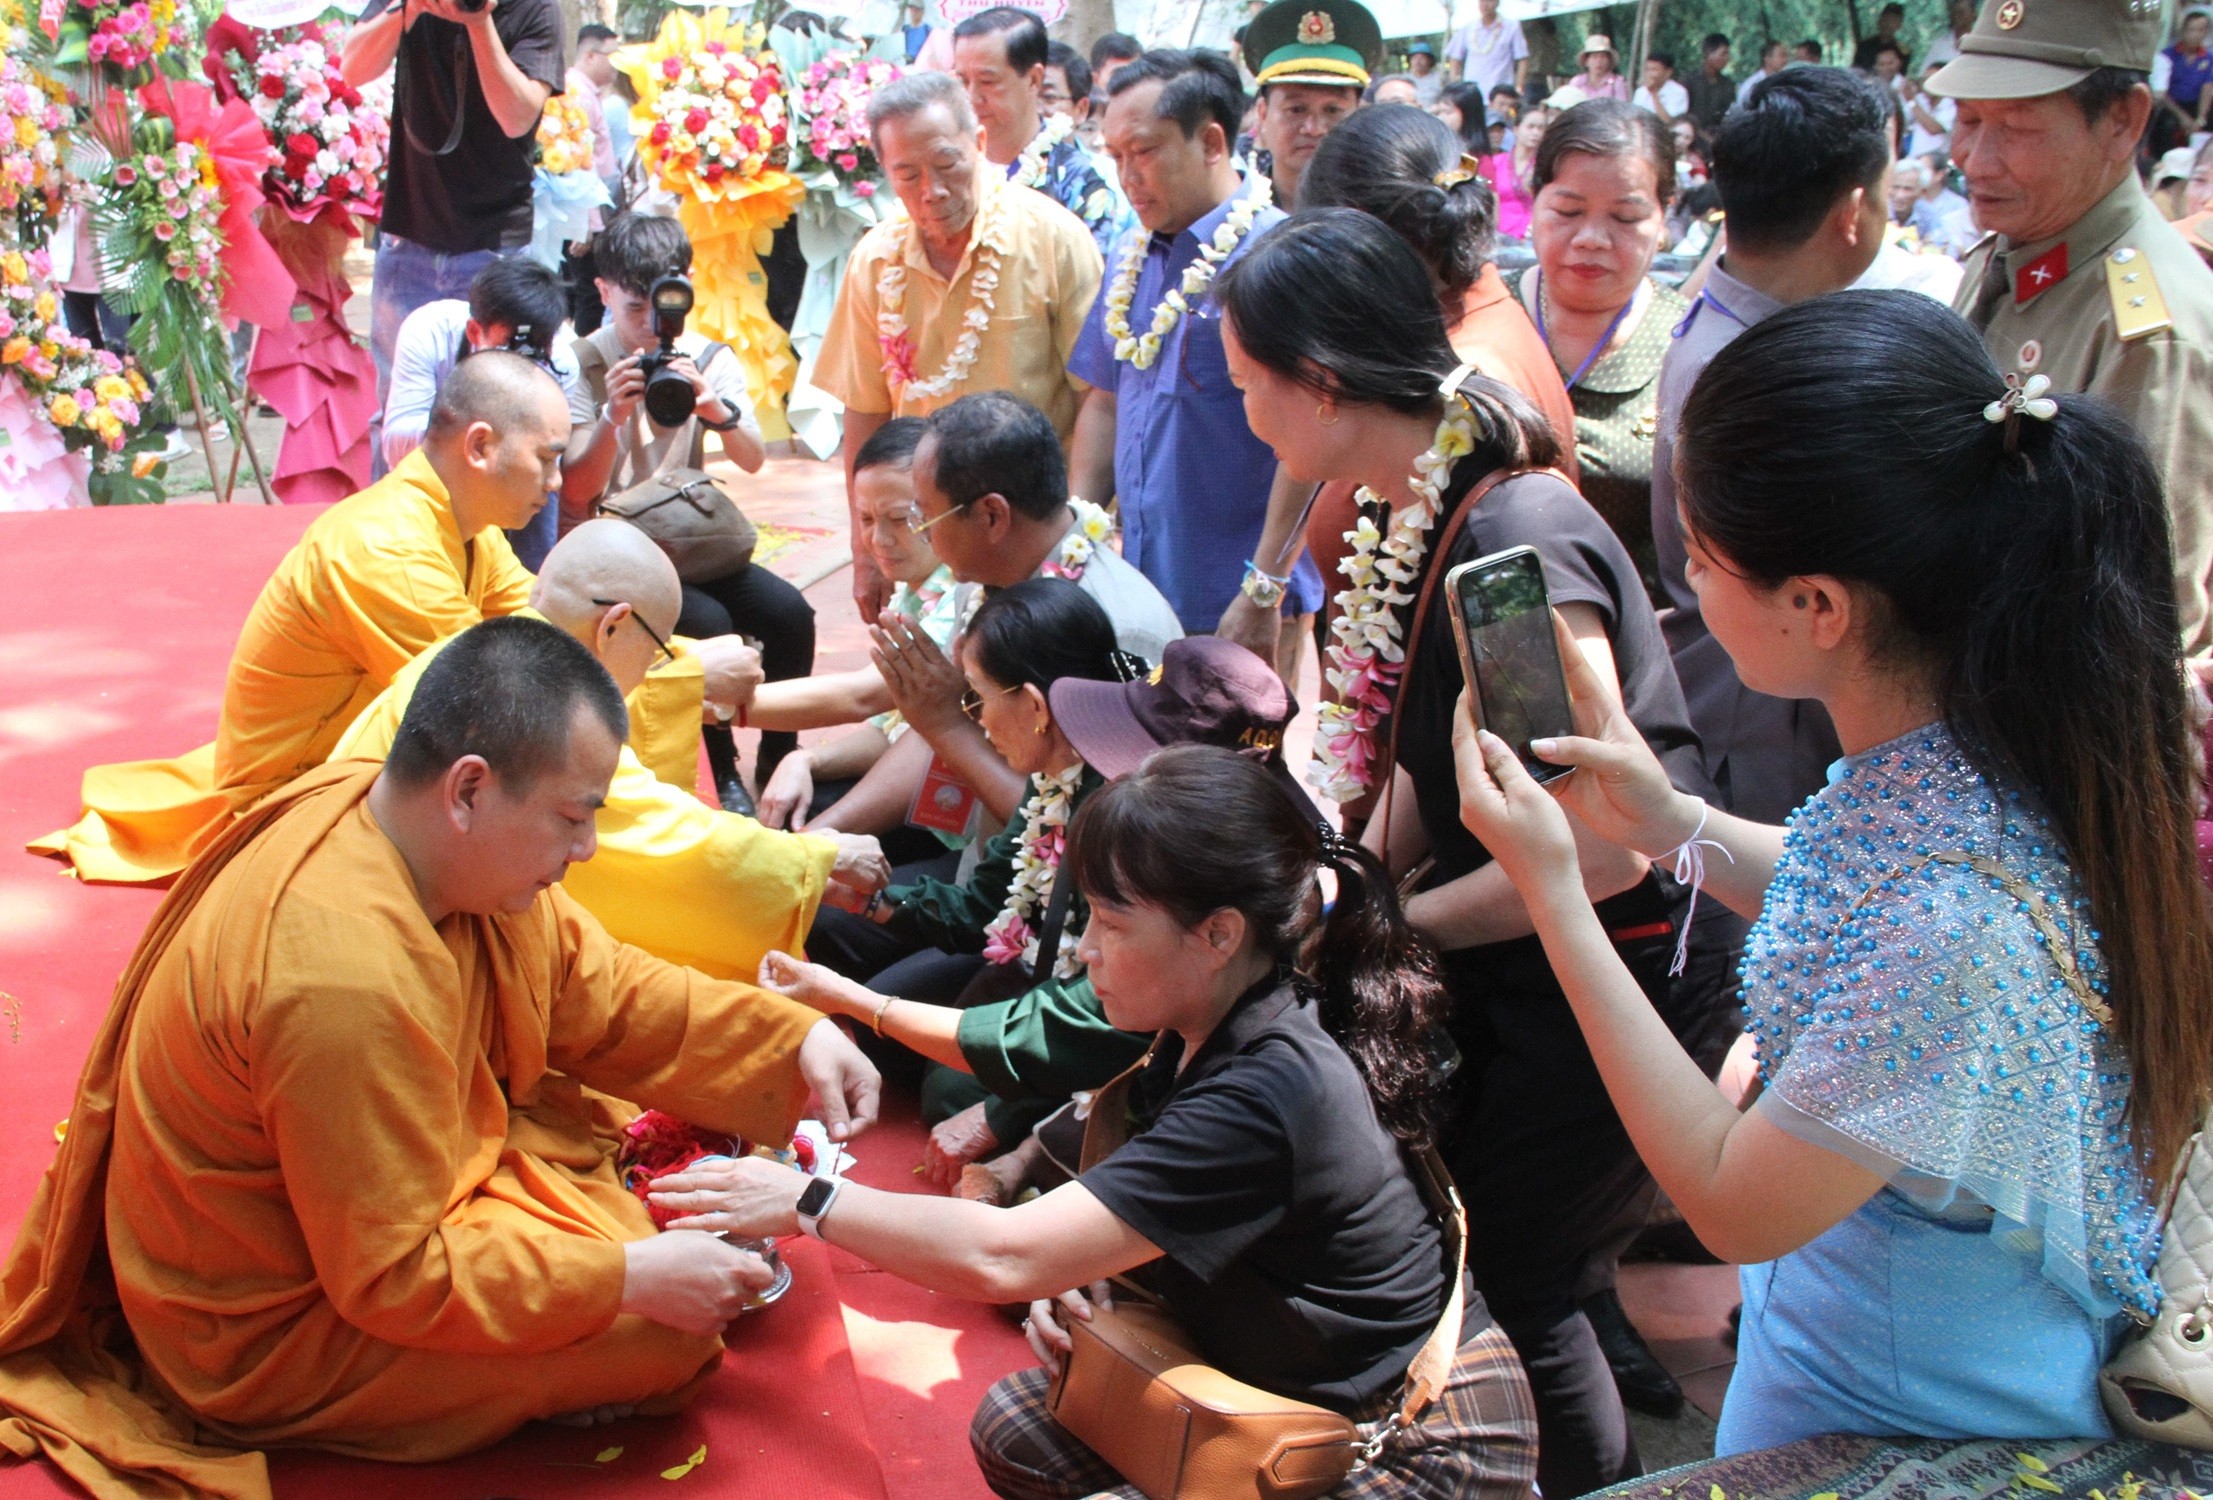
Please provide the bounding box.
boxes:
[2105,245,2173,342]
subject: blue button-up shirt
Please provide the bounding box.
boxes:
[1069,178,1322,632]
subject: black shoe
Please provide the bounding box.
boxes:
[1580,1287,1685,1418]
[702,723,757,818]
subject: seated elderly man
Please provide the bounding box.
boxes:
[331,518,892,978]
[0,616,880,1500]
[32,352,755,885]
[754,392,1182,843]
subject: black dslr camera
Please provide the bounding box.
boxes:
[635,274,698,428]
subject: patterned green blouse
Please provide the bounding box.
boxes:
[1505,269,1689,605]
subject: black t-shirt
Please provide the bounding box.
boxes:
[1079,981,1479,1413]
[1389,467,1714,1024]
[365,0,564,252]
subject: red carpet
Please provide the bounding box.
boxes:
[0,504,1031,1499]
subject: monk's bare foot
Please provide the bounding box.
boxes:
[546,1404,637,1427]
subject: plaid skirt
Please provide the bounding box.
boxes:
[969,1323,1538,1500]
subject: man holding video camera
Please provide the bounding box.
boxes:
[341,0,565,434]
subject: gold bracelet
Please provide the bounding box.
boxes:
[870,995,893,1036]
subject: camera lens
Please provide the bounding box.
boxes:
[644,366,697,428]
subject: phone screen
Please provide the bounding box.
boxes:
[1451,549,1576,783]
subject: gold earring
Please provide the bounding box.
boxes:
[1316,403,1339,426]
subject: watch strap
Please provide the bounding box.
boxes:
[796,1175,842,1239]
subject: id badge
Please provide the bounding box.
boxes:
[907,751,981,836]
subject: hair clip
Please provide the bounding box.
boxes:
[1432,151,1483,189]
[1317,820,1360,863]
[1983,371,2057,453]
[1109,648,1150,684]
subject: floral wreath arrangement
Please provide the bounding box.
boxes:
[1007,108,1070,192]
[619,8,806,435]
[0,30,69,247]
[615,1109,819,1230]
[1104,175,1271,369]
[0,247,168,504]
[980,762,1086,978]
[232,33,386,223]
[40,0,189,85]
[1309,397,1479,804]
[876,180,1009,404]
[789,49,897,199]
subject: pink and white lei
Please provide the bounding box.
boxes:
[980,763,1086,977]
[1309,400,1479,804]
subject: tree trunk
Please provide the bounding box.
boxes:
[1051,0,1117,56]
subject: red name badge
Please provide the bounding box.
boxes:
[907,751,980,836]
[2015,242,2069,306]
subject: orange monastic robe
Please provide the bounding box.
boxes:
[0,762,821,1499]
[29,451,537,884]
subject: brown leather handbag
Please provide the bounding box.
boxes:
[1045,1050,1470,1500]
[595,467,757,584]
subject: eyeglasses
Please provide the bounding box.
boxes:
[866,506,925,535]
[907,498,978,535]
[592,597,677,666]
[960,681,1022,722]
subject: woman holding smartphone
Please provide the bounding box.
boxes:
[1214,208,1737,1495]
[1450,291,2212,1448]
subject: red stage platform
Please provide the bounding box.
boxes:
[0,502,1029,1500]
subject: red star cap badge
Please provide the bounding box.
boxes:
[2015,242,2069,305]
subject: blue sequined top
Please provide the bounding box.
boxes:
[1739,723,2161,1322]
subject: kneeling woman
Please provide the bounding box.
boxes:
[649,748,1539,1500]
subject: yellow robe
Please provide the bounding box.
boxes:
[29,451,537,885]
[330,612,840,980]
[0,762,821,1500]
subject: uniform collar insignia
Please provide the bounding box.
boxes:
[2014,241,2069,305]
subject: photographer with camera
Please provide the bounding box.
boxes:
[342,0,565,436]
[381,257,582,568]
[564,212,816,814]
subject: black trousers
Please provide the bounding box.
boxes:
[1438,871,1743,1499]
[676,562,815,781]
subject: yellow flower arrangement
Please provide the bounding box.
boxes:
[535,91,596,177]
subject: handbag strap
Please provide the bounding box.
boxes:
[1375,464,1523,870]
[1030,862,1079,987]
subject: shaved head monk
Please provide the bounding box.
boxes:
[32,356,762,887]
[332,519,894,978]
[0,616,881,1499]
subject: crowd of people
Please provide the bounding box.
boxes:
[5,0,2213,1497]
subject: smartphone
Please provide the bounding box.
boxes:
[1445,546,1576,785]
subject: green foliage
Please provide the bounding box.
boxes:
[1546,0,1960,74]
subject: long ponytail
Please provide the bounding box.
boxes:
[1679,290,2213,1181]
[1066,745,1451,1147]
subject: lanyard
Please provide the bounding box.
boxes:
[1534,270,1638,391]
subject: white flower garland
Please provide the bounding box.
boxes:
[980,763,1086,977]
[875,186,1008,404]
[1007,111,1073,192]
[1104,176,1273,369]
[1308,400,1481,804]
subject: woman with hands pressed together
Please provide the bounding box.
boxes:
[648,748,1539,1500]
[798,581,1131,1187]
[1451,290,2213,1451]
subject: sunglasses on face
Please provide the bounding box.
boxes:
[591,597,677,665]
[960,681,1022,722]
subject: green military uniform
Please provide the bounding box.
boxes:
[1932,0,2213,657]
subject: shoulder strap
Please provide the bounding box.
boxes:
[1382,1146,1470,1438]
[1030,862,1078,986]
[1376,464,1520,869]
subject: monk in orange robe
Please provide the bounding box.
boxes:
[31,354,753,885]
[0,616,881,1500]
